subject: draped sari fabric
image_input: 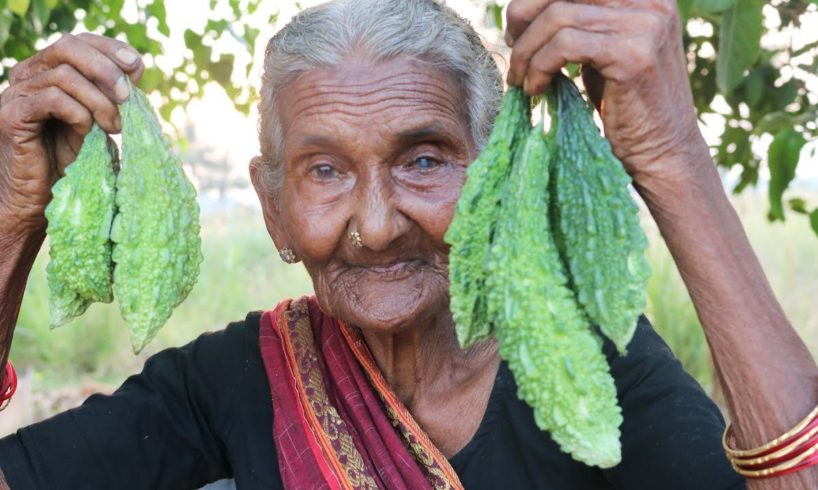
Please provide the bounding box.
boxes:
[259,296,464,490]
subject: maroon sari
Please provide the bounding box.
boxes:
[259,296,464,490]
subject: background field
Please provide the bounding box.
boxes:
[3,187,816,436]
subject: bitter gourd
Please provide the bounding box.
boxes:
[487,122,622,468]
[445,87,530,348]
[547,75,651,353]
[45,124,117,328]
[111,84,203,353]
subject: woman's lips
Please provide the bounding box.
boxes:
[355,259,423,280]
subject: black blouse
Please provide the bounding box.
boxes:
[0,313,745,489]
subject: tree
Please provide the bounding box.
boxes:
[2,0,818,237]
[0,0,271,120]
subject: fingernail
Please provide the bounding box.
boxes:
[504,31,514,47]
[523,76,531,94]
[114,115,122,132]
[114,75,130,101]
[116,48,138,65]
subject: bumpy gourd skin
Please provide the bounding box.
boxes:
[547,76,651,353]
[112,86,203,353]
[45,124,117,328]
[445,87,530,348]
[487,122,622,469]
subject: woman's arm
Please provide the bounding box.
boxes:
[0,228,45,384]
[505,0,818,487]
[635,142,818,489]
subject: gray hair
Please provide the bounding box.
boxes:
[257,0,503,194]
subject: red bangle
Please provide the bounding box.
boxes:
[0,361,17,405]
[724,405,818,479]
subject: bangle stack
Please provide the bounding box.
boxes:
[0,361,16,411]
[723,405,818,479]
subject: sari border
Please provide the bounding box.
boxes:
[337,320,465,490]
[277,301,354,490]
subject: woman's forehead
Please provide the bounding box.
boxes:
[277,57,468,144]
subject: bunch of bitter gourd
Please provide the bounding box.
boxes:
[445,75,650,468]
[45,80,202,353]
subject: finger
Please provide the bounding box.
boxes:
[9,34,131,103]
[505,0,676,47]
[74,32,144,77]
[522,28,613,95]
[15,86,94,135]
[507,2,618,85]
[6,64,121,134]
[506,0,553,45]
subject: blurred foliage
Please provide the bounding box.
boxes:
[0,0,275,121]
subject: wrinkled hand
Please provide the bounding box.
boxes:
[0,33,143,234]
[506,0,706,184]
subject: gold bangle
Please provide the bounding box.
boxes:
[730,423,818,467]
[730,443,818,478]
[723,404,818,459]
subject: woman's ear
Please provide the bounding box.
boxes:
[249,156,286,249]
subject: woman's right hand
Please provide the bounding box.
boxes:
[0,33,143,236]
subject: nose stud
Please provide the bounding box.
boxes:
[348,230,363,249]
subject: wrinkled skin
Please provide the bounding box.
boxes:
[254,57,476,334]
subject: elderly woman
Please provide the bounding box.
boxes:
[0,0,816,488]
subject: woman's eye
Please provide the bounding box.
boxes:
[310,163,338,180]
[411,156,441,171]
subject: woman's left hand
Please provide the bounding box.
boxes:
[505,0,706,185]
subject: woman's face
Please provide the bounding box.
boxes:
[256,56,477,333]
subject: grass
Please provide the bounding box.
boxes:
[14,206,313,389]
[10,190,818,416]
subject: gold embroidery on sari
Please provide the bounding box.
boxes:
[339,321,465,490]
[284,299,379,490]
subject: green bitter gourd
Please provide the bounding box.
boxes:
[45,123,117,328]
[445,87,530,348]
[547,75,651,353]
[487,121,622,468]
[112,84,203,353]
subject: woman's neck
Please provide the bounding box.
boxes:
[359,312,498,410]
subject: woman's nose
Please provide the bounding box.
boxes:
[353,173,410,252]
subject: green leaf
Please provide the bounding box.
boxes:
[209,53,234,87]
[743,67,765,109]
[138,66,164,92]
[767,128,806,221]
[716,0,763,94]
[754,111,816,135]
[146,0,169,37]
[0,3,12,46]
[789,198,809,215]
[9,0,30,16]
[692,0,735,13]
[485,2,503,30]
[677,0,693,23]
[811,210,818,237]
[31,0,51,33]
[205,19,228,35]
